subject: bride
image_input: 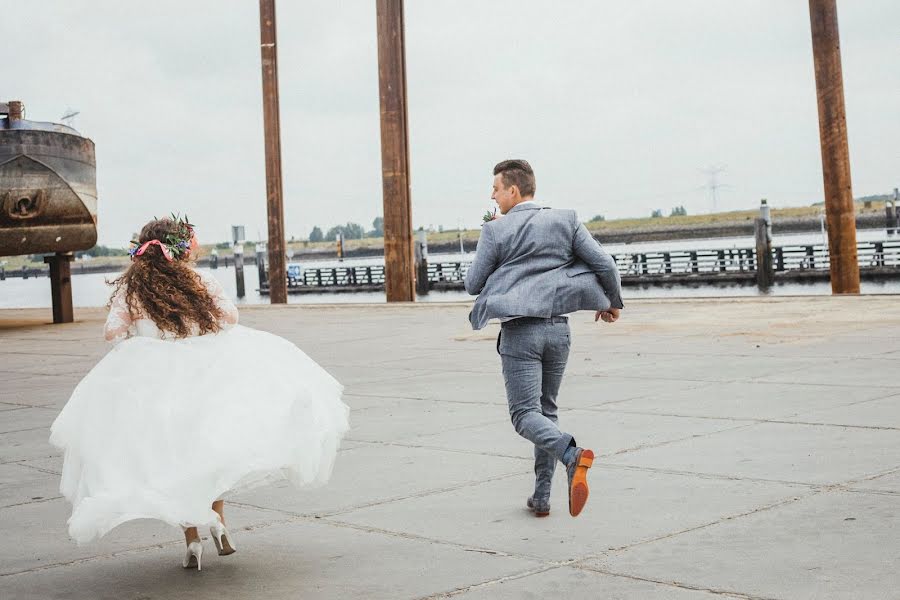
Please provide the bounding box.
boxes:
[50,216,349,570]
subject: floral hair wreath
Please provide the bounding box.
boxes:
[128,213,195,262]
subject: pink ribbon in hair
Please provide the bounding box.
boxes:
[134,239,174,261]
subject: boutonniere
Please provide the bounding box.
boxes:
[482,208,498,225]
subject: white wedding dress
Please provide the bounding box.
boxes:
[50,271,349,544]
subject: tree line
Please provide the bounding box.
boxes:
[652,206,688,218]
[309,217,383,243]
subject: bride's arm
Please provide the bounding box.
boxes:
[202,272,239,327]
[104,288,134,343]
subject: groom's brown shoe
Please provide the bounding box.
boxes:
[567,448,595,517]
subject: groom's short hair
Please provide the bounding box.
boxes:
[493,159,536,198]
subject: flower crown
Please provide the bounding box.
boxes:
[128,214,195,261]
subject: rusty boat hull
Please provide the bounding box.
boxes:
[0,119,98,257]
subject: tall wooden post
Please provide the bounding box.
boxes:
[259,0,287,303]
[376,0,415,302]
[808,0,860,294]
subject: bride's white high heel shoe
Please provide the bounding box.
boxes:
[182,539,203,570]
[210,520,236,556]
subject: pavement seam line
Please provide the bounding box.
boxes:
[1,425,56,435]
[0,531,275,578]
[602,371,900,390]
[414,564,571,599]
[350,439,533,462]
[226,469,531,521]
[848,464,900,483]
[577,405,900,432]
[598,463,829,488]
[575,563,782,600]
[350,417,754,461]
[318,470,532,518]
[761,418,900,432]
[592,491,820,558]
[344,417,511,442]
[316,517,538,560]
[602,422,759,459]
[0,455,60,466]
[7,461,61,476]
[824,464,900,495]
[0,403,35,411]
[843,487,899,497]
[596,463,821,487]
[1,495,62,509]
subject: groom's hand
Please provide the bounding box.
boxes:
[595,308,620,323]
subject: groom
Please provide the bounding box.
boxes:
[465,159,624,518]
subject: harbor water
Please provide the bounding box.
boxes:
[1,230,898,309]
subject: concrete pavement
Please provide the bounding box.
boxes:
[1,296,899,599]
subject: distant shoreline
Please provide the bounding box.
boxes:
[586,212,887,244]
[1,213,892,279]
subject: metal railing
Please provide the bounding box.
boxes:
[263,240,900,291]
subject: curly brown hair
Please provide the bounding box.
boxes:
[109,218,224,338]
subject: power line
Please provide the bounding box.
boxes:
[701,164,730,213]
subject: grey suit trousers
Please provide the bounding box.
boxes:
[498,317,575,505]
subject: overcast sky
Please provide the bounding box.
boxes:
[5,1,898,246]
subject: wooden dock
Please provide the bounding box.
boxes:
[259,239,900,294]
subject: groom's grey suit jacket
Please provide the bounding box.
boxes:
[464,203,624,330]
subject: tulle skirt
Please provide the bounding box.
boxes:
[49,325,349,544]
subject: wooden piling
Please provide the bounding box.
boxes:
[809,0,860,293]
[415,239,429,296]
[874,242,885,268]
[755,219,775,289]
[234,243,245,298]
[259,0,288,303]
[256,244,268,288]
[376,0,415,302]
[894,188,900,230]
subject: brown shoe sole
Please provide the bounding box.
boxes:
[569,449,595,517]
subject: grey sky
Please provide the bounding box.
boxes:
[5,0,898,247]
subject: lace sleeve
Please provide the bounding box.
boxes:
[201,272,239,327]
[104,288,134,343]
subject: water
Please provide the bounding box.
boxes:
[2,230,898,309]
[0,265,471,309]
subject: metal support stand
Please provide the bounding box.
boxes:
[44,252,74,323]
